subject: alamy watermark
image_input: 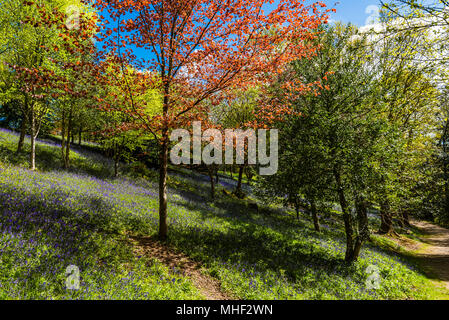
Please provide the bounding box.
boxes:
[170,122,279,175]
[65,5,80,30]
[365,5,380,26]
[365,264,381,290]
[66,265,80,290]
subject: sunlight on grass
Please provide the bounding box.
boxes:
[0,128,448,300]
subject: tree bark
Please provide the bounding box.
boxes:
[294,197,300,220]
[378,200,393,234]
[78,128,82,146]
[397,213,404,228]
[114,156,119,177]
[65,108,73,169]
[310,199,320,232]
[17,96,29,154]
[114,141,120,177]
[17,114,27,153]
[158,127,169,240]
[352,196,369,261]
[245,166,252,186]
[29,105,36,171]
[444,158,449,221]
[61,109,66,167]
[334,168,354,262]
[207,166,216,200]
[234,164,245,198]
[443,121,449,222]
[401,210,411,228]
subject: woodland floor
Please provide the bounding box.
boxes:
[2,128,449,299]
[128,219,449,299]
[410,220,449,290]
[128,234,233,300]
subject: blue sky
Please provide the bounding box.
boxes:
[261,0,382,26]
[328,0,382,26]
[97,0,382,61]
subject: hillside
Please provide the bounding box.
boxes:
[0,128,448,300]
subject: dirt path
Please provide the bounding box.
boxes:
[128,235,233,300]
[411,220,449,290]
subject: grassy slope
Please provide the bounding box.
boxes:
[0,129,202,299]
[0,128,448,300]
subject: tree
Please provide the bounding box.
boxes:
[381,0,449,36]
[95,0,330,240]
[261,24,382,262]
[0,0,98,169]
[211,88,260,198]
[96,58,160,177]
[363,8,442,233]
[0,0,40,153]
[381,0,449,226]
[256,112,330,232]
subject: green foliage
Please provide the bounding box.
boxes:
[1,0,449,301]
[0,129,202,299]
[0,128,112,177]
[258,24,384,259]
[1,128,447,300]
[380,0,449,226]
[258,21,443,261]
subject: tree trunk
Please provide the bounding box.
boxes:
[17,95,29,153]
[65,108,72,169]
[378,200,393,234]
[114,157,119,177]
[208,166,215,200]
[352,196,369,261]
[29,106,36,171]
[444,159,449,221]
[334,169,354,262]
[17,115,27,154]
[397,213,404,228]
[17,124,26,152]
[78,128,82,146]
[310,199,320,232]
[158,128,169,240]
[234,165,245,198]
[17,96,29,154]
[246,167,254,186]
[61,109,66,167]
[294,198,300,220]
[401,210,411,228]
[114,141,119,177]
